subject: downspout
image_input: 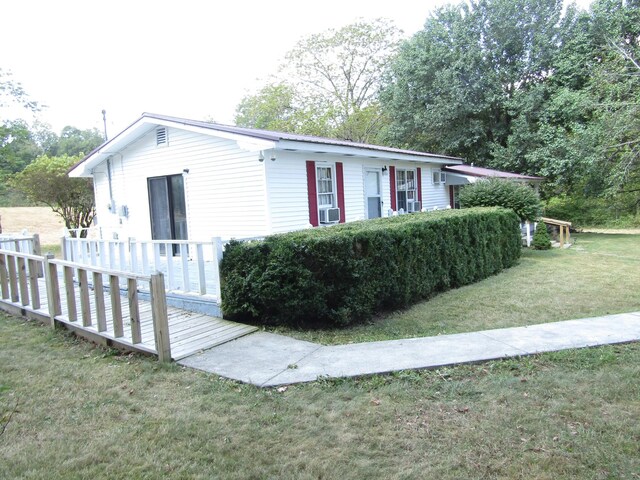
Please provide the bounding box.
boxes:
[106,157,115,212]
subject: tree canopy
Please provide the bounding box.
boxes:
[235,19,402,143]
[381,0,640,219]
[10,154,95,236]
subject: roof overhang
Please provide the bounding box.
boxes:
[69,113,463,177]
[69,116,277,177]
[445,173,479,185]
[275,140,462,165]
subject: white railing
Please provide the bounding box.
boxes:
[60,237,224,299]
[521,221,537,247]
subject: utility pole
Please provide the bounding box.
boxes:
[102,109,108,141]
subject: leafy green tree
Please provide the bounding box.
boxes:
[0,70,43,206]
[235,19,402,143]
[234,82,334,136]
[44,126,104,157]
[458,178,541,221]
[11,154,95,237]
[0,68,41,112]
[382,0,565,163]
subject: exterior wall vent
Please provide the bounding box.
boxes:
[156,127,168,146]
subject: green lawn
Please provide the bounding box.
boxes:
[1,313,639,479]
[274,233,640,345]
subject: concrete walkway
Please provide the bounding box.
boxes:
[178,312,640,387]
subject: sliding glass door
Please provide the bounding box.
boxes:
[148,174,187,254]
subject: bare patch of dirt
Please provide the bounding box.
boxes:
[0,207,66,245]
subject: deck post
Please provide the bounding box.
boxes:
[525,221,531,247]
[0,253,9,300]
[212,237,224,303]
[7,254,19,303]
[32,233,44,277]
[60,236,68,261]
[150,272,171,362]
[44,254,62,328]
[27,258,41,310]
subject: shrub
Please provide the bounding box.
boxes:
[544,195,640,228]
[459,178,541,221]
[532,222,551,250]
[220,207,521,328]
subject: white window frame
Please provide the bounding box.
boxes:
[396,168,417,212]
[432,168,446,185]
[316,164,337,220]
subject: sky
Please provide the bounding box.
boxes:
[1,0,592,137]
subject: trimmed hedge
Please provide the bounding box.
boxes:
[220,207,521,328]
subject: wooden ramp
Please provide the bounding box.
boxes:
[5,276,257,361]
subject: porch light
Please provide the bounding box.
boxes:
[258,151,265,162]
[382,165,388,174]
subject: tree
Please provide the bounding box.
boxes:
[11,154,95,237]
[0,68,41,113]
[235,19,402,143]
[44,126,104,157]
[1,70,43,206]
[532,222,551,249]
[234,82,334,136]
[382,0,565,163]
[458,178,541,221]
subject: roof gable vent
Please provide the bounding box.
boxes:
[156,127,168,146]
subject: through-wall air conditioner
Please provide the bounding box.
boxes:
[319,207,340,224]
[407,201,422,213]
[432,170,447,185]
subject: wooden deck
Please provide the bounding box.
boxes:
[2,275,257,361]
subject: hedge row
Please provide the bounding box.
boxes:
[220,207,521,328]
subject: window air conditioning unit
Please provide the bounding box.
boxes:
[407,201,421,213]
[432,170,447,184]
[319,207,340,224]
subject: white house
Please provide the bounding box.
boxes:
[69,113,468,242]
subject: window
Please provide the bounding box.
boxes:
[317,166,336,208]
[432,169,446,185]
[396,169,417,212]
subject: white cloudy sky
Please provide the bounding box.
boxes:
[1,0,592,136]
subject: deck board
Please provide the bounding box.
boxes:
[0,274,256,360]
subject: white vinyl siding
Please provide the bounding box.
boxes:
[95,127,268,240]
[421,165,450,210]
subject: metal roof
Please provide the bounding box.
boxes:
[69,112,464,177]
[140,113,464,161]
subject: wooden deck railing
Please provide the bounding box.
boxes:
[540,217,572,248]
[0,233,41,256]
[61,237,224,299]
[0,248,171,361]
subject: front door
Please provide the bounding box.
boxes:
[148,174,187,254]
[364,168,382,219]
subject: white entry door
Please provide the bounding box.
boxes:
[364,168,382,219]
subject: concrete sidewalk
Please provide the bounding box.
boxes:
[178,312,640,387]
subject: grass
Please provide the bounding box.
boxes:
[1,312,639,479]
[273,233,640,345]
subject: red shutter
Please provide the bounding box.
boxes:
[336,162,346,223]
[416,167,423,204]
[389,166,397,211]
[306,161,319,227]
[449,185,455,209]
